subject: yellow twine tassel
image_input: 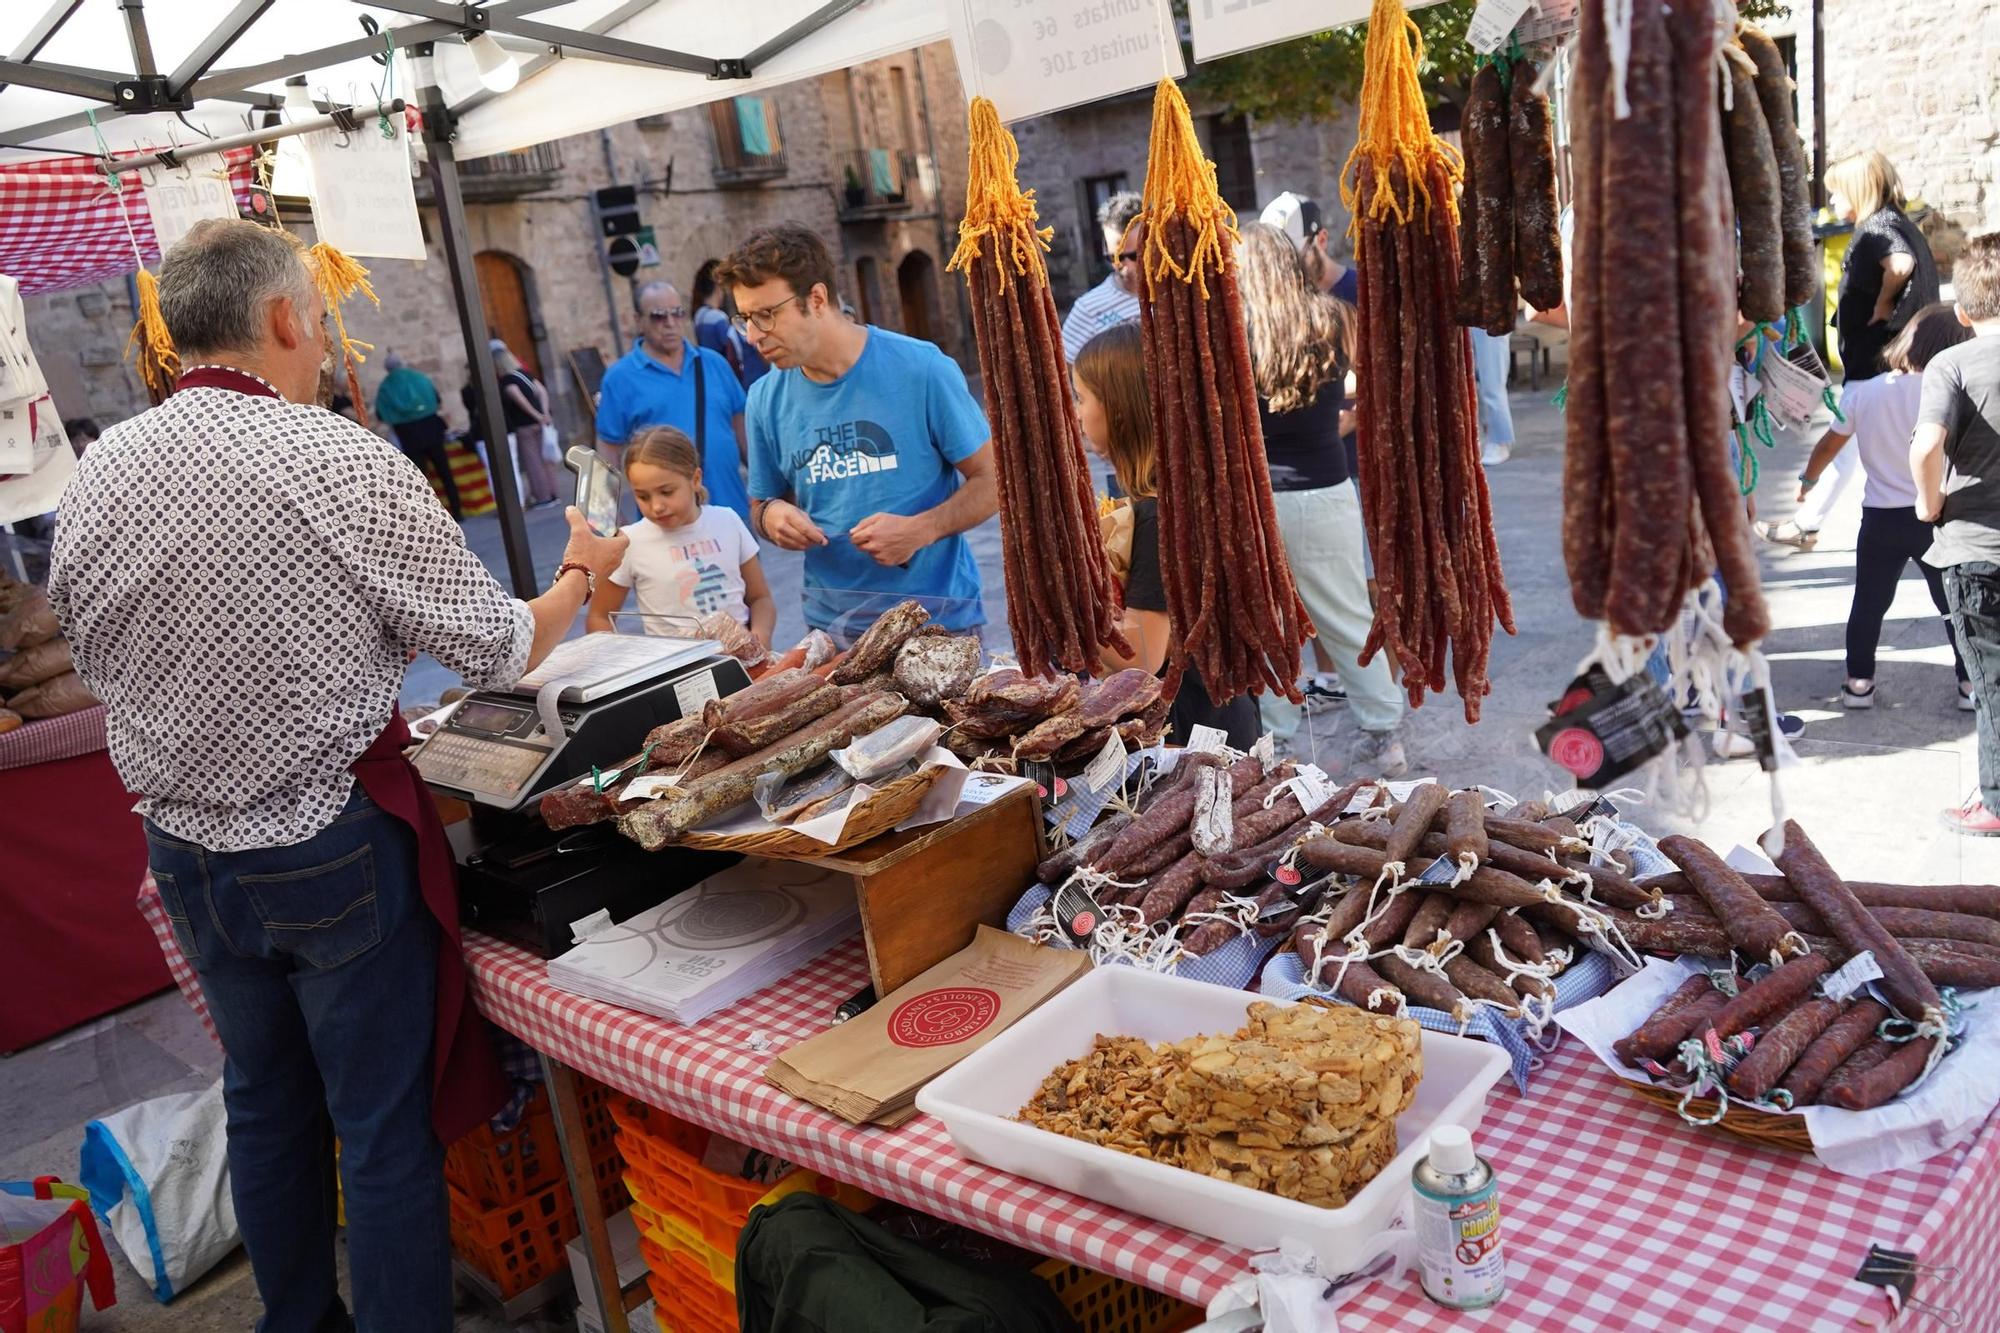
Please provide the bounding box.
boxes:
[306,241,379,425]
[947,97,1054,291]
[124,269,179,401]
[1339,0,1462,232]
[1137,78,1238,300]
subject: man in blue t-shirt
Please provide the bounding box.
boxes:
[718,225,996,636]
[595,280,751,523]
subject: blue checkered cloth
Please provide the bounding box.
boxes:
[1006,880,1286,990]
[1042,745,1170,839]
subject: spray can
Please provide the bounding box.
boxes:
[1411,1124,1506,1309]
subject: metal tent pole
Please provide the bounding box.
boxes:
[413,43,539,601]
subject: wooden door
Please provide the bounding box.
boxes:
[475,251,539,378]
[896,252,936,344]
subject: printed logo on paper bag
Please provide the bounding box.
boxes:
[886,987,1001,1048]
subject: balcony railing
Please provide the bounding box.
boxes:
[710,97,786,185]
[433,141,563,202]
[836,149,932,219]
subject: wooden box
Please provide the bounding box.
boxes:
[797,786,1047,997]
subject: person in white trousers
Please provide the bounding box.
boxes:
[1468,326,1517,465]
[1238,222,1407,775]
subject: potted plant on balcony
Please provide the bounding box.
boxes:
[843,163,866,209]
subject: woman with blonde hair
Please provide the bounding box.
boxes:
[1827,151,1939,382]
[490,338,562,507]
[1235,220,1406,773]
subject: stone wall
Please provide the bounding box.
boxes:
[1796,0,2000,243]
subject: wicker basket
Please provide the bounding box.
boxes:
[675,764,947,857]
[1623,1080,1815,1152]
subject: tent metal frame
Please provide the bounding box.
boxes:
[0,0,857,603]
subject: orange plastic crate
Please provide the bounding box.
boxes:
[446,1176,578,1300]
[643,1242,737,1332]
[591,1146,631,1219]
[1034,1259,1204,1333]
[444,1087,564,1209]
[576,1077,621,1160]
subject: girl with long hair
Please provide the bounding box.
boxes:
[1236,220,1407,773]
[1073,323,1259,748]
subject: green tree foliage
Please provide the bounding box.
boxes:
[1185,0,1791,122]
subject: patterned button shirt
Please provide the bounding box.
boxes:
[48,369,534,851]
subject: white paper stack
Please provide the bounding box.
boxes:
[547,858,859,1025]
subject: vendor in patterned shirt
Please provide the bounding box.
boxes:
[45,219,627,1332]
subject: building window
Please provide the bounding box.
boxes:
[1205,114,1256,215]
[710,96,786,184]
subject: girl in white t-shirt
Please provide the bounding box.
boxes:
[1797,303,1972,710]
[587,426,775,645]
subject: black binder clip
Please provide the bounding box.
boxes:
[1855,1245,1960,1326]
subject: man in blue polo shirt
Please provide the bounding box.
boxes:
[717,225,995,636]
[594,280,751,522]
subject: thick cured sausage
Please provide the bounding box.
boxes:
[1446,900,1505,944]
[1821,1036,1940,1111]
[1137,852,1207,927]
[1771,820,1940,1022]
[1444,789,1489,872]
[1642,870,2000,921]
[1778,999,1889,1105]
[1624,987,1730,1064]
[1037,811,1131,886]
[1403,894,1455,952]
[1560,856,1656,912]
[1657,834,1803,962]
[1444,955,1524,1014]
[1711,954,1833,1040]
[1613,974,1714,1064]
[1376,953,1469,1018]
[1725,997,1842,1101]
[1360,889,1423,951]
[1334,959,1404,1013]
[1485,815,1587,857]
[1509,60,1564,312]
[712,683,842,757]
[1458,63,1514,334]
[1739,898,2000,952]
[1736,25,1815,310]
[1467,932,1555,1002]
[701,667,821,729]
[1720,53,1786,324]
[1383,785,1450,871]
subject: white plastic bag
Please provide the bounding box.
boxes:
[540,423,562,465]
[78,1078,238,1301]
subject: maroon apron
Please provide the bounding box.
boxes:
[176,366,506,1143]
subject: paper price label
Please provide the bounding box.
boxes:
[1186,724,1230,755]
[1292,763,1335,812]
[1344,783,1382,815]
[1513,0,1578,45]
[1251,733,1277,767]
[1083,732,1128,794]
[1467,0,1536,52]
[674,670,720,717]
[1823,950,1884,1002]
[1416,855,1459,885]
[620,773,680,801]
[1759,349,1832,430]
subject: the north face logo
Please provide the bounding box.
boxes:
[800,420,900,484]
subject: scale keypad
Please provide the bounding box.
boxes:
[414,732,549,796]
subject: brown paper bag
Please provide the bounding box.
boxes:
[767,926,1090,1125]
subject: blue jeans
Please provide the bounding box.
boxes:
[1946,562,2000,814]
[1468,328,1516,447]
[144,788,449,1333]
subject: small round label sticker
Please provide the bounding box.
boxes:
[1548,727,1605,778]
[1053,777,1069,799]
[1069,910,1098,935]
[885,987,1002,1049]
[1276,864,1302,886]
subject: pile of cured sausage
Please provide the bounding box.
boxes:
[537,601,982,846]
[1345,0,1513,722]
[1563,0,1770,644]
[1613,822,1970,1112]
[1279,788,1653,1022]
[1034,752,1361,958]
[948,98,1129,677]
[1455,56,1563,331]
[942,666,1169,772]
[1134,79,1313,706]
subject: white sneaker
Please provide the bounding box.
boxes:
[1961,685,1978,713]
[1353,730,1409,779]
[1841,680,1875,709]
[1481,442,1512,466]
[1712,730,1756,760]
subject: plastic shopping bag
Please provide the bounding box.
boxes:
[539,423,562,465]
[0,1180,116,1333]
[78,1079,237,1302]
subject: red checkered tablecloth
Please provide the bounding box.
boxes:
[136,878,1993,1329]
[0,703,106,770]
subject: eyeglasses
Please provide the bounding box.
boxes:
[731,293,800,334]
[643,307,686,323]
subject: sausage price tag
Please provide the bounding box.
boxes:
[620,773,681,801]
[1822,950,1884,1003]
[1185,724,1230,755]
[1467,0,1537,52]
[1083,732,1128,794]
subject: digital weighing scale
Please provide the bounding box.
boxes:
[412,633,754,956]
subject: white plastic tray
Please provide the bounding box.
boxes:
[915,966,1510,1269]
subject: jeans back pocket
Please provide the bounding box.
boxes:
[238,843,382,969]
[149,870,202,965]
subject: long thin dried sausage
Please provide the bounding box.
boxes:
[1710,954,1832,1040]
[1736,25,1815,310]
[1613,973,1714,1065]
[1821,1035,1940,1111]
[1644,870,2000,921]
[1720,53,1786,324]
[1777,999,1889,1105]
[1624,987,1729,1064]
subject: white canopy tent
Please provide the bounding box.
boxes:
[0,0,946,600]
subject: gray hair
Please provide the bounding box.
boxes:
[1097,191,1144,238]
[157,219,314,356]
[634,279,680,311]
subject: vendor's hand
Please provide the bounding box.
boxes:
[559,506,628,580]
[851,511,930,566]
[761,499,827,551]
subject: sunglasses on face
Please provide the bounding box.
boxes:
[644,308,686,323]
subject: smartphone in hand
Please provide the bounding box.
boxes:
[565,446,624,537]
